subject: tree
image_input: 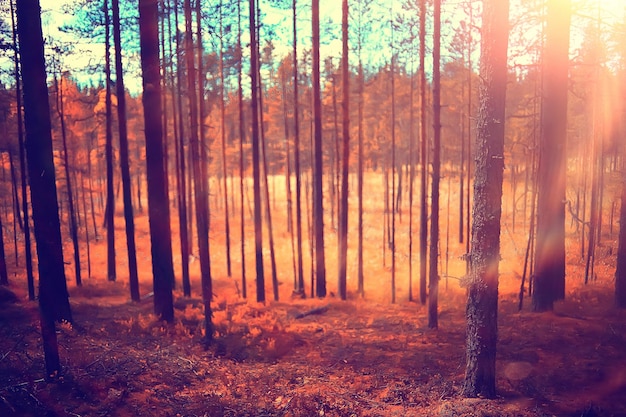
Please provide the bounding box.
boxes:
[55,73,82,287]
[237,0,247,299]
[0,209,7,285]
[250,0,265,303]
[219,0,232,279]
[292,0,305,296]
[184,0,213,340]
[428,0,441,329]
[10,0,35,300]
[337,0,349,301]
[462,0,509,399]
[418,0,428,305]
[139,0,175,323]
[104,0,117,283]
[17,0,73,378]
[532,0,571,312]
[312,0,326,298]
[617,166,626,307]
[112,0,140,302]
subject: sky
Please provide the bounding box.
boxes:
[3,0,625,94]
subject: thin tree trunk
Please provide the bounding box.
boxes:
[237,0,247,299]
[172,0,191,296]
[219,1,232,278]
[104,0,116,282]
[113,0,140,300]
[249,0,265,303]
[293,0,305,296]
[11,0,35,299]
[337,0,349,301]
[428,0,441,329]
[615,162,626,307]
[419,0,428,305]
[312,0,326,297]
[184,0,213,338]
[56,75,82,287]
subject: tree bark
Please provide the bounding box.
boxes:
[139,0,175,323]
[104,0,117,282]
[532,0,570,312]
[112,0,140,301]
[312,0,326,298]
[184,0,213,339]
[10,0,35,299]
[17,0,73,379]
[462,0,509,399]
[428,0,441,329]
[337,0,349,301]
[249,0,265,303]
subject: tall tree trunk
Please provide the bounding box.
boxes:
[55,75,82,287]
[17,0,73,379]
[113,0,140,301]
[10,0,35,299]
[532,0,570,312]
[390,17,397,304]
[312,0,326,298]
[249,0,265,303]
[139,0,175,323]
[428,0,441,329]
[337,0,349,301]
[172,0,191,296]
[184,0,213,338]
[418,0,428,305]
[0,195,7,285]
[293,0,305,296]
[80,173,92,279]
[104,0,116,282]
[463,0,509,398]
[219,1,233,278]
[616,166,626,307]
[237,0,247,299]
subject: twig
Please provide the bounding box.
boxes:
[0,335,26,364]
[0,395,15,413]
[294,305,329,320]
[1,378,45,390]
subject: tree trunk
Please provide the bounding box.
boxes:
[293,0,305,296]
[10,0,35,299]
[616,167,626,307]
[112,0,140,301]
[337,0,349,301]
[139,0,175,323]
[184,0,213,339]
[418,0,428,305]
[219,1,232,278]
[172,0,191,297]
[249,0,265,303]
[312,0,326,298]
[55,75,82,287]
[237,0,247,299]
[0,202,7,285]
[17,0,73,379]
[532,0,570,311]
[462,0,509,399]
[104,0,116,282]
[428,0,441,329]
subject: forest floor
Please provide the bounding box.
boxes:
[2,175,626,416]
[1,259,626,416]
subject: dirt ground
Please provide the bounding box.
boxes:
[1,266,626,417]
